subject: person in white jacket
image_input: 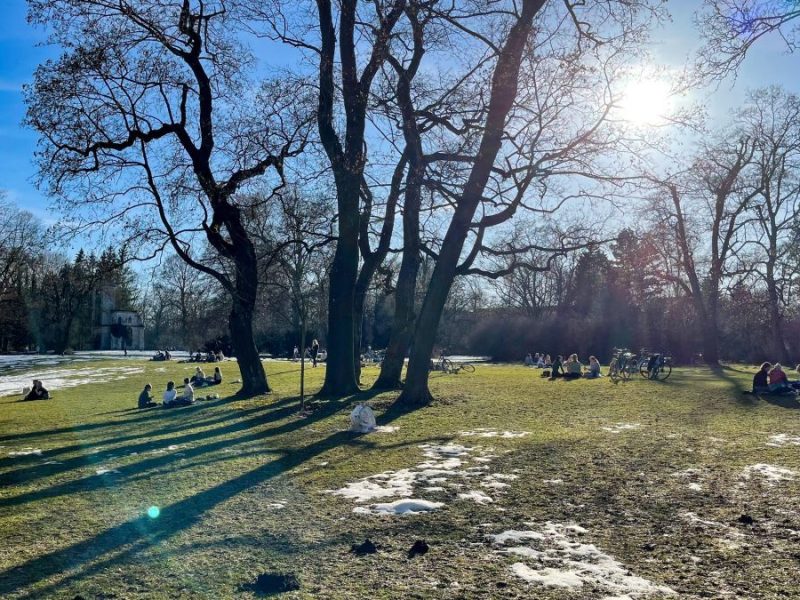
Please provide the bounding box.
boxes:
[182,378,195,403]
[163,381,178,405]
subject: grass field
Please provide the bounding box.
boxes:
[2,359,800,599]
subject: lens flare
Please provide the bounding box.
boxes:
[147,506,160,519]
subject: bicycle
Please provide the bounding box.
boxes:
[639,352,672,381]
[432,354,475,374]
[608,348,638,382]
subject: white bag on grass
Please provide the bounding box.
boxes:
[349,403,376,433]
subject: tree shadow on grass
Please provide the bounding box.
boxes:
[0,392,423,598]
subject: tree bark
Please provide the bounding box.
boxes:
[398,0,545,405]
[320,174,361,395]
[229,276,270,396]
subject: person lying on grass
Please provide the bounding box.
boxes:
[138,383,158,409]
[23,379,50,401]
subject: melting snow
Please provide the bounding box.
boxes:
[458,490,494,504]
[96,468,120,475]
[741,463,796,483]
[766,434,800,447]
[687,483,703,491]
[0,366,144,397]
[601,423,641,434]
[460,429,530,438]
[356,499,444,515]
[8,448,42,456]
[488,522,675,597]
[373,425,399,433]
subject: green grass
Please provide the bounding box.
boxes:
[2,359,800,598]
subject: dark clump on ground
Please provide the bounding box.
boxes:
[241,572,301,596]
[408,539,429,558]
[351,539,378,555]
[738,514,755,525]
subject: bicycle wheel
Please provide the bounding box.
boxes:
[639,358,650,379]
[460,362,475,373]
[609,359,620,382]
[655,362,672,381]
[441,358,454,373]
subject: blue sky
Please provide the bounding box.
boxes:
[1,0,799,228]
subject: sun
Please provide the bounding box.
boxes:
[618,78,672,126]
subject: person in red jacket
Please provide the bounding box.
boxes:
[768,363,793,394]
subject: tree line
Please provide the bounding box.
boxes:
[15,0,800,403]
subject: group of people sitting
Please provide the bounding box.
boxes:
[151,350,172,361]
[525,352,553,368]
[22,380,50,401]
[547,354,602,380]
[138,366,223,409]
[751,362,800,396]
[191,350,225,363]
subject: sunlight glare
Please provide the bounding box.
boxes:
[619,78,672,126]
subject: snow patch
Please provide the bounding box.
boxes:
[460,429,530,439]
[268,502,286,509]
[8,448,42,456]
[601,423,641,434]
[373,425,399,433]
[0,366,144,397]
[543,479,564,485]
[458,490,494,504]
[358,499,444,515]
[687,483,703,491]
[766,434,800,447]
[489,522,674,597]
[741,463,796,483]
[96,468,120,475]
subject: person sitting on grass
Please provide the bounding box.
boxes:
[768,363,794,395]
[524,353,534,367]
[209,366,222,385]
[138,383,158,409]
[750,362,771,394]
[584,356,601,378]
[544,354,552,367]
[163,381,178,406]
[191,367,206,387]
[563,354,583,379]
[548,355,564,380]
[23,380,50,401]
[182,377,195,403]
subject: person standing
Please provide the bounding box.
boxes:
[311,339,320,367]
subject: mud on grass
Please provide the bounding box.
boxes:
[1,361,800,597]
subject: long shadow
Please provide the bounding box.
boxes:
[0,400,306,495]
[0,390,390,508]
[0,393,422,598]
[0,394,305,473]
[0,401,261,475]
[0,391,304,446]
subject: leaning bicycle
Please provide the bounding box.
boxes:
[639,352,672,381]
[608,348,638,382]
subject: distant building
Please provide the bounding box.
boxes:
[93,286,145,350]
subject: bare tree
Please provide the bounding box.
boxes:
[395,0,667,405]
[738,87,800,361]
[696,0,800,79]
[645,132,760,365]
[26,0,310,396]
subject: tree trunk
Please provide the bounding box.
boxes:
[397,0,543,405]
[229,261,270,396]
[373,248,419,389]
[701,293,720,366]
[320,174,361,396]
[374,167,422,390]
[766,260,790,363]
